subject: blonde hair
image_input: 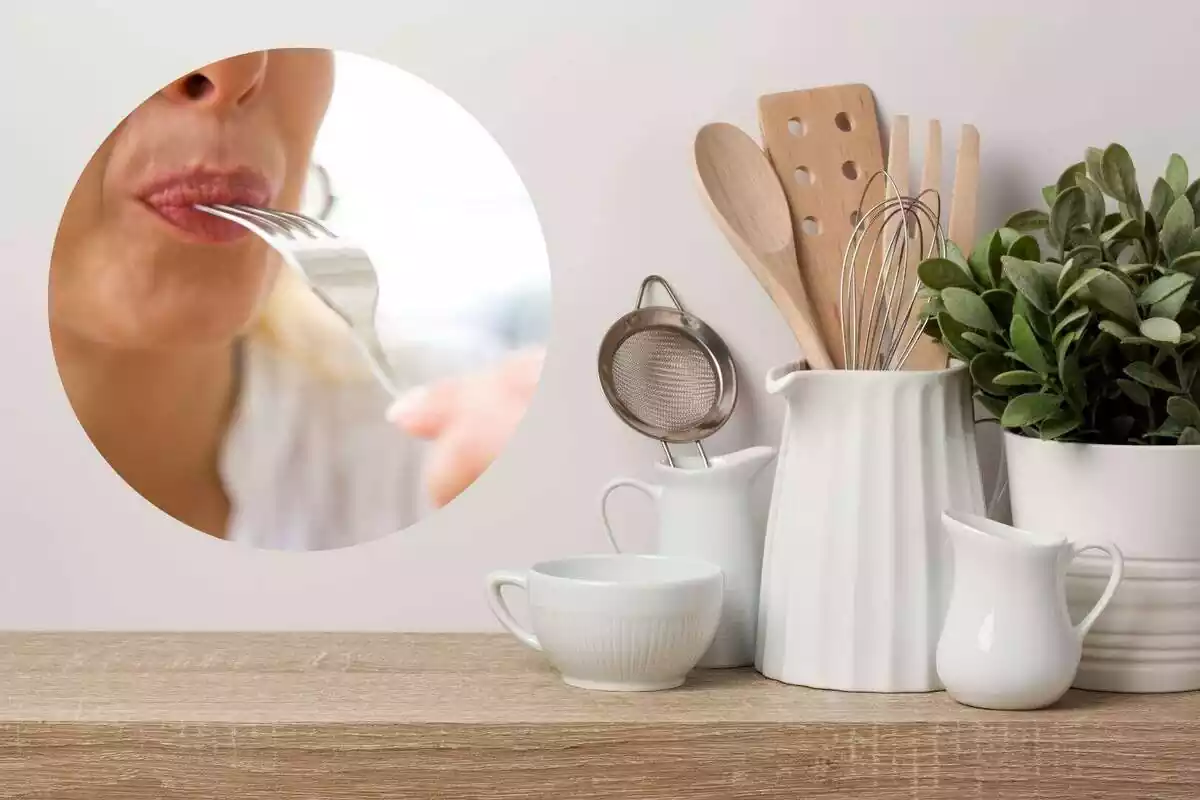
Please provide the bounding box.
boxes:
[248,265,372,383]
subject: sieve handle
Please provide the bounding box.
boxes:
[635,274,686,311]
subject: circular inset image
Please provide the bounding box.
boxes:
[48,49,551,550]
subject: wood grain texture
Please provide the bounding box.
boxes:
[694,121,833,368]
[758,84,888,369]
[1,633,1197,798]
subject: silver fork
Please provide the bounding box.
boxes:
[195,203,398,397]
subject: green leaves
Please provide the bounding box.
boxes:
[1099,319,1135,340]
[1173,252,1200,276]
[975,392,1008,421]
[1117,378,1151,406]
[1167,396,1200,428]
[1056,267,1103,310]
[969,231,1003,288]
[942,288,1000,332]
[936,312,979,363]
[945,241,970,272]
[1053,307,1091,340]
[1007,235,1041,263]
[1002,257,1054,314]
[1050,186,1087,246]
[1150,178,1175,228]
[1140,317,1182,345]
[969,353,1012,395]
[981,289,1015,328]
[1011,314,1052,374]
[1167,153,1189,196]
[922,143,1200,446]
[994,370,1044,386]
[1088,270,1140,324]
[1099,217,1142,244]
[1085,147,1108,194]
[1161,195,1197,263]
[1056,161,1087,193]
[1140,272,1195,305]
[1005,209,1050,233]
[1124,362,1181,392]
[1101,144,1144,220]
[1001,392,1063,428]
[1041,412,1083,440]
[1075,174,1108,233]
[917,258,976,291]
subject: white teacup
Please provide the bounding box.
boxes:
[485,553,724,691]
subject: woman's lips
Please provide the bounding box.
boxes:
[138,168,273,244]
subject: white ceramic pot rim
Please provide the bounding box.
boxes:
[1003,430,1200,452]
[764,360,968,395]
[531,553,721,588]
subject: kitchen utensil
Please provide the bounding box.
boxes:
[597,275,737,468]
[839,170,945,370]
[693,122,833,369]
[937,510,1124,710]
[758,84,887,369]
[947,124,981,256]
[195,203,397,397]
[898,118,982,371]
[599,445,777,668]
[485,553,724,691]
[756,361,986,692]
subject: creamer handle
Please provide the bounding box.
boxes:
[599,478,662,552]
[1070,540,1125,640]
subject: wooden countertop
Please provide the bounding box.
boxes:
[0,632,1196,799]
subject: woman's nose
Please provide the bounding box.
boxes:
[161,52,269,112]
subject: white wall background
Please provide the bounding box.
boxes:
[0,0,1195,630]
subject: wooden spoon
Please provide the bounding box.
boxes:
[694,122,833,370]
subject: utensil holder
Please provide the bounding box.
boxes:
[756,361,986,692]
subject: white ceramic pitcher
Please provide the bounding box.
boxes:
[937,510,1124,710]
[756,362,986,692]
[600,445,777,668]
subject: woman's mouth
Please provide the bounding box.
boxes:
[138,168,273,243]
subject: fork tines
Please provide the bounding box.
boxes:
[196,203,337,239]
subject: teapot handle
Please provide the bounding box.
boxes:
[1070,540,1125,640]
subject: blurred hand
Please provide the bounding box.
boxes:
[386,347,545,509]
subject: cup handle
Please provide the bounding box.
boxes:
[1070,540,1125,640]
[599,478,662,553]
[485,570,541,651]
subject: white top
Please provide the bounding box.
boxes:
[217,337,431,551]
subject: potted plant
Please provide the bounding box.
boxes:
[917,143,1200,693]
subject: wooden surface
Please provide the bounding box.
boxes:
[1,633,1197,799]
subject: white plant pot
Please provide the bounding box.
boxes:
[1004,432,1200,693]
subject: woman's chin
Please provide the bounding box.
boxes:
[79,298,260,351]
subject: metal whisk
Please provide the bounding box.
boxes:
[839,171,947,370]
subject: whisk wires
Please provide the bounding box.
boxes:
[839,171,947,370]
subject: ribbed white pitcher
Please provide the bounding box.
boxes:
[756,361,986,692]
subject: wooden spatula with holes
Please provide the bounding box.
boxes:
[757,84,887,369]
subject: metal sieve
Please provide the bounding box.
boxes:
[597,275,737,467]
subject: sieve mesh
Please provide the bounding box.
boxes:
[608,327,719,434]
